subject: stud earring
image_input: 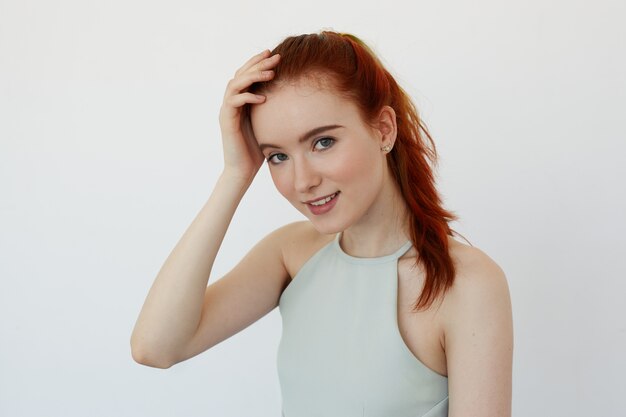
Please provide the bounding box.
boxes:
[381,144,392,153]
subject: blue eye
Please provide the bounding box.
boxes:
[268,153,288,164]
[314,137,335,150]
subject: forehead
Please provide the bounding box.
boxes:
[250,78,364,143]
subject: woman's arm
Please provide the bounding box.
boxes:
[443,246,514,417]
[130,50,282,368]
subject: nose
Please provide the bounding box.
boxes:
[293,157,321,194]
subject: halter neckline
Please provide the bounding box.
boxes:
[333,232,413,265]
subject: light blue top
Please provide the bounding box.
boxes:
[277,233,449,417]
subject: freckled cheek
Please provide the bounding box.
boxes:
[269,168,295,201]
[330,150,380,185]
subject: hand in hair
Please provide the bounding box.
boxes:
[218,49,280,184]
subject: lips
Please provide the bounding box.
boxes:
[304,192,340,215]
[307,192,339,206]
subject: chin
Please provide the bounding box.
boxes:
[291,201,354,235]
[302,215,349,235]
[311,224,342,235]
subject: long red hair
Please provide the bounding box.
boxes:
[250,31,460,311]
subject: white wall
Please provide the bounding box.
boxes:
[1,1,624,416]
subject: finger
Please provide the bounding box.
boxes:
[224,92,266,109]
[235,49,271,76]
[225,70,275,97]
[249,53,281,73]
[236,52,281,78]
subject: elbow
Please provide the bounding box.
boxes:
[130,339,176,369]
[132,350,173,369]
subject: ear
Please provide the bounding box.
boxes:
[375,105,397,149]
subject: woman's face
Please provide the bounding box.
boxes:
[250,78,394,234]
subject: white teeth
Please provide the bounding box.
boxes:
[310,193,337,206]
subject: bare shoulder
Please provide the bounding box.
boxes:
[439,237,513,350]
[269,220,335,279]
[442,238,514,416]
[443,237,511,310]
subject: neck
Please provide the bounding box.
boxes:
[339,172,411,258]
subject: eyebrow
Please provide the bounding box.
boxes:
[258,124,344,152]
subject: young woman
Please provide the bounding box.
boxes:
[131,31,513,417]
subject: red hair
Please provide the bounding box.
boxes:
[250,31,460,311]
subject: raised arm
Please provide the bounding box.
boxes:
[130,50,282,368]
[443,246,514,417]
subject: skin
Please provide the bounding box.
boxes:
[250,77,410,252]
[131,50,513,417]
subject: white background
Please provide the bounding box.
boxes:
[1,0,625,416]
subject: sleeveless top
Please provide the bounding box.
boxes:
[277,233,449,417]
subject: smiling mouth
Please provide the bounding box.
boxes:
[307,192,339,206]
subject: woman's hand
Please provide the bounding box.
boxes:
[218,50,280,184]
